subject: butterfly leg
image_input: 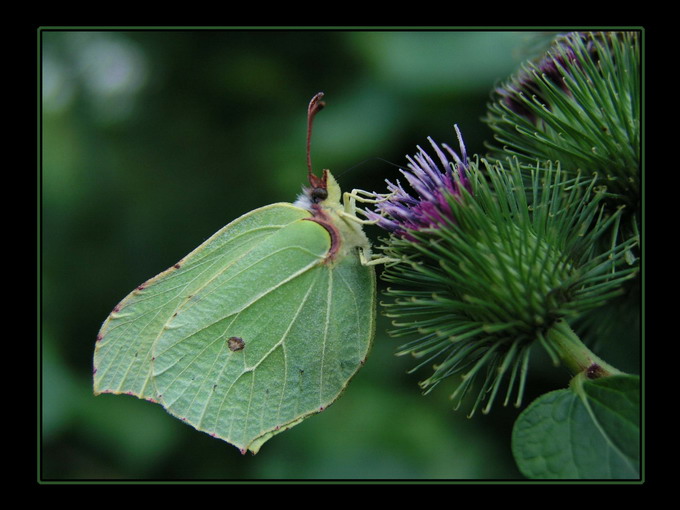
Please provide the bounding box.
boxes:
[340,189,394,225]
[358,247,400,267]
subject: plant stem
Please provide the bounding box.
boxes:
[546,320,624,379]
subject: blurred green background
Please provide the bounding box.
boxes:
[40,28,606,481]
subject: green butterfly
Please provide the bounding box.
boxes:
[93,93,390,454]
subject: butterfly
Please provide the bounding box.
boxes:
[93,93,390,454]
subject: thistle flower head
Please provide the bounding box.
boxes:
[366,134,639,416]
[485,31,640,209]
[366,125,470,240]
[494,33,595,121]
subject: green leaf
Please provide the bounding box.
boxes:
[512,375,640,479]
[576,374,640,469]
[94,172,376,454]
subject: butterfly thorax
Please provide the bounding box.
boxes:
[295,169,371,265]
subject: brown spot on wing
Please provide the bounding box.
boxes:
[228,336,245,352]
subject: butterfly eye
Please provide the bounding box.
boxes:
[310,187,328,203]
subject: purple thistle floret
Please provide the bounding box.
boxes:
[367,125,471,240]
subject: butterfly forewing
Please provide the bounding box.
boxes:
[94,201,375,453]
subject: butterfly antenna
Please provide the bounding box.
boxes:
[306,92,326,188]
